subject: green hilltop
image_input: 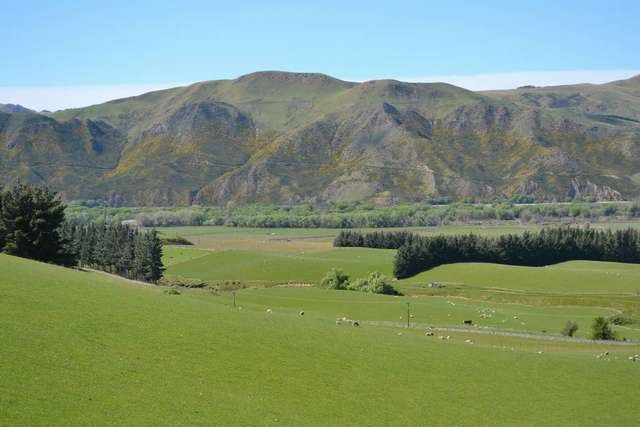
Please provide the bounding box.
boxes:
[1,71,640,205]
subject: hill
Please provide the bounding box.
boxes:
[2,72,640,205]
[1,253,639,425]
[0,104,34,114]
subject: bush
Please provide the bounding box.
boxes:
[591,317,616,340]
[164,288,181,295]
[561,320,579,337]
[347,271,398,295]
[608,314,635,326]
[320,268,350,290]
[347,278,369,292]
[363,271,397,295]
[159,276,206,288]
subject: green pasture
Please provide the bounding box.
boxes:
[401,261,640,294]
[229,287,635,340]
[166,247,395,284]
[2,254,640,425]
[164,245,640,296]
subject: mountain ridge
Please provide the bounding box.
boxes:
[1,71,639,205]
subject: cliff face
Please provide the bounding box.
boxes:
[1,72,639,205]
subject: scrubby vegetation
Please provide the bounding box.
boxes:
[592,317,617,340]
[66,200,640,229]
[561,320,579,337]
[319,269,398,295]
[319,268,351,290]
[335,227,640,278]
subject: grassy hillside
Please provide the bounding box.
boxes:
[2,253,639,425]
[403,261,640,294]
[2,72,640,205]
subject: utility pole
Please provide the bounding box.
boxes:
[406,302,410,328]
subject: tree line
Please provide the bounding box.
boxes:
[60,222,164,282]
[335,227,640,278]
[67,200,640,229]
[334,230,416,249]
[0,184,164,283]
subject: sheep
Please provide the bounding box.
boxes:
[299,311,305,316]
[425,331,434,336]
[464,339,473,344]
[266,308,272,314]
[352,320,360,327]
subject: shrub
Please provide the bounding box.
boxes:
[159,276,206,288]
[164,288,181,295]
[591,317,616,340]
[320,268,350,290]
[348,271,398,295]
[364,271,397,295]
[348,278,369,292]
[608,314,635,326]
[561,320,579,337]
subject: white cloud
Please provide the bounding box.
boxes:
[0,83,189,112]
[1,70,639,112]
[396,69,640,91]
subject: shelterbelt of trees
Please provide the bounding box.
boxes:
[67,199,640,229]
[0,184,164,283]
[334,228,640,279]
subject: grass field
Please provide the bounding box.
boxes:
[2,254,640,425]
[402,261,640,294]
[160,223,640,341]
[166,247,395,284]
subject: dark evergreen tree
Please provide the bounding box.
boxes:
[146,229,165,283]
[0,184,75,265]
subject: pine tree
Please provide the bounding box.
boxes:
[133,231,149,281]
[146,229,165,283]
[0,184,75,265]
[79,224,96,267]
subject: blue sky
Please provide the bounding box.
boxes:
[2,0,639,110]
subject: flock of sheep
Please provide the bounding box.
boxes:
[261,307,638,363]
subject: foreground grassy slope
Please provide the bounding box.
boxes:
[1,254,640,425]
